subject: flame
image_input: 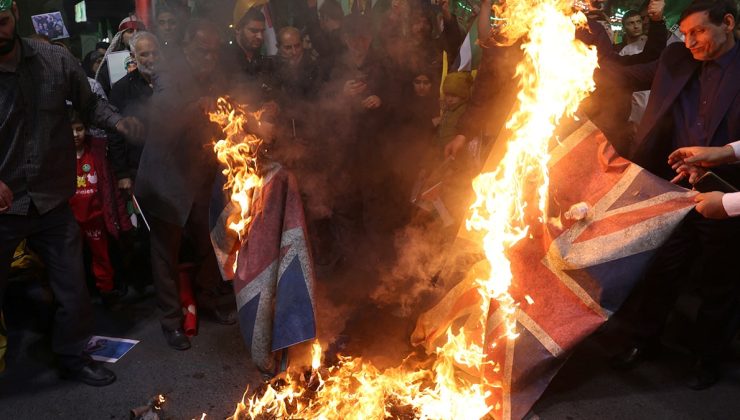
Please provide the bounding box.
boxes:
[209,97,264,241]
[468,0,597,347]
[311,340,323,371]
[222,0,597,418]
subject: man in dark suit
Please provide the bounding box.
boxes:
[607,0,739,390]
[135,20,235,351]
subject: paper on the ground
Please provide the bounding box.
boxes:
[86,335,139,363]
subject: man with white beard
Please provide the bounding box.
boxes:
[108,31,161,194]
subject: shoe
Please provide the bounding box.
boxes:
[162,327,191,350]
[61,360,116,386]
[202,306,237,325]
[610,341,661,370]
[686,358,720,390]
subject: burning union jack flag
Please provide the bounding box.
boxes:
[413,122,696,420]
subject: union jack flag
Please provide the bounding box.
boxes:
[210,164,316,373]
[413,122,696,419]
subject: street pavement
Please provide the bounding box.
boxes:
[1,283,739,419]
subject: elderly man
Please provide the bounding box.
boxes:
[0,0,141,386]
[609,0,739,390]
[273,27,320,102]
[108,31,161,193]
[135,20,235,351]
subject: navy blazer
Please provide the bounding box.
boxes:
[609,40,740,180]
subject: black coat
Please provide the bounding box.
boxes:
[108,69,154,180]
[134,55,224,227]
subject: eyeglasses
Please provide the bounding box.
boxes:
[413,79,432,85]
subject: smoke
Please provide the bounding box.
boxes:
[369,224,450,317]
[132,4,481,365]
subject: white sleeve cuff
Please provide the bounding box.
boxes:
[729,141,740,160]
[722,192,740,217]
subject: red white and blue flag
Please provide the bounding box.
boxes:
[210,164,316,373]
[413,122,696,419]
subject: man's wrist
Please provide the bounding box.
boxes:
[728,141,740,161]
[722,192,740,217]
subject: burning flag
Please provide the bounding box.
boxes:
[216,0,696,417]
[209,98,316,374]
[413,121,696,419]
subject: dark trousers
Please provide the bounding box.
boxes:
[628,210,740,358]
[149,200,223,331]
[0,204,92,368]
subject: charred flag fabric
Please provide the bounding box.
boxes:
[413,122,696,420]
[210,164,316,373]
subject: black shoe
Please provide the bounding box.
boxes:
[610,341,661,370]
[61,360,116,386]
[162,327,191,350]
[686,358,720,390]
[202,306,237,325]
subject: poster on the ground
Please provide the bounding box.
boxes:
[31,12,69,40]
[86,336,139,363]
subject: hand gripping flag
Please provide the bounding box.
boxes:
[211,164,316,373]
[413,121,697,420]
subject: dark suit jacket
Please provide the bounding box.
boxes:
[108,69,154,179]
[134,54,223,227]
[611,41,740,181]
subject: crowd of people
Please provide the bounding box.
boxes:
[0,0,738,396]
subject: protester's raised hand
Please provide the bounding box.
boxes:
[361,95,381,109]
[0,180,13,213]
[115,117,145,142]
[647,0,665,21]
[694,191,729,219]
[668,145,736,168]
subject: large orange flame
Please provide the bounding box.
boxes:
[209,97,264,242]
[214,0,598,418]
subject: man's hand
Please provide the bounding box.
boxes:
[670,164,705,184]
[361,95,381,109]
[668,145,735,184]
[668,145,736,168]
[115,117,145,141]
[343,80,367,97]
[694,191,729,219]
[444,134,467,160]
[0,180,13,213]
[647,0,665,22]
[117,178,133,194]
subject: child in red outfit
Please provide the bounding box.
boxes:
[69,113,133,297]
